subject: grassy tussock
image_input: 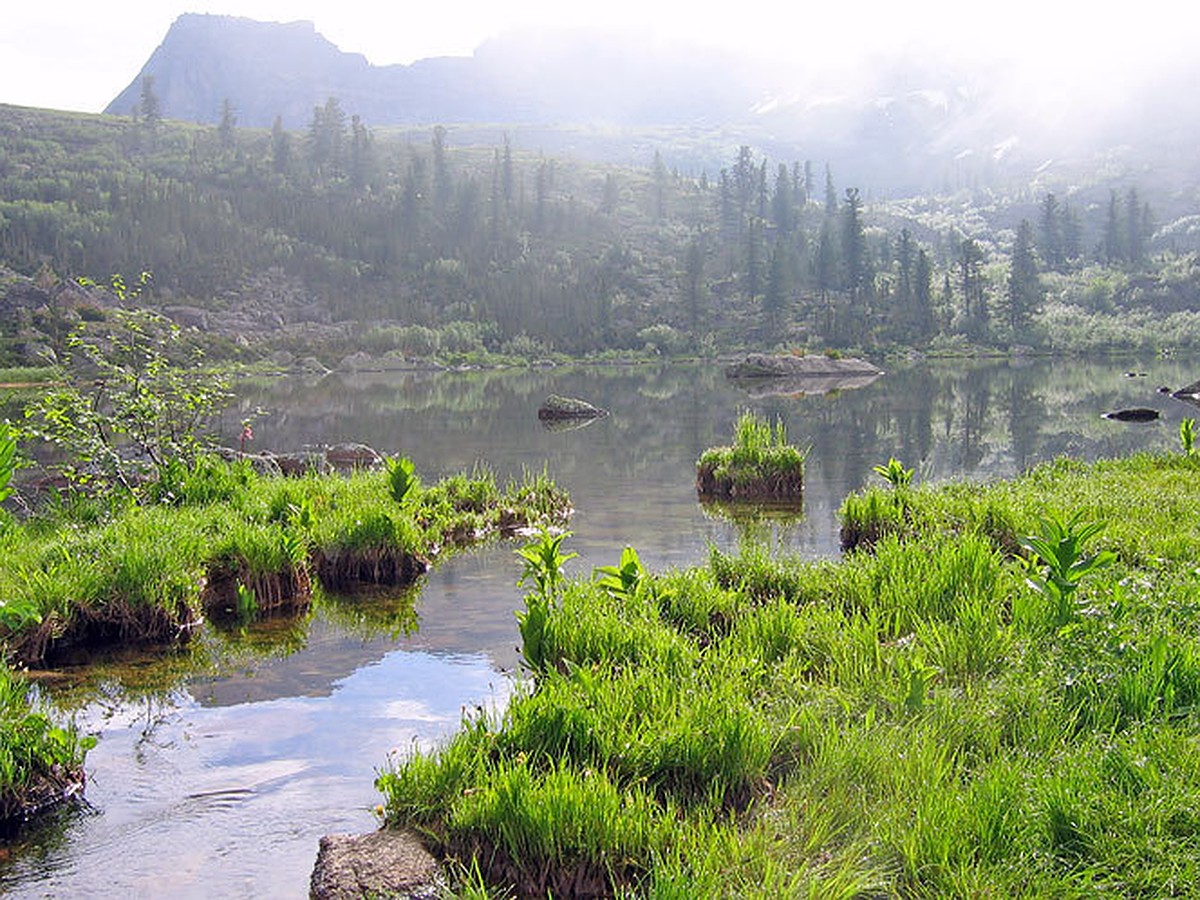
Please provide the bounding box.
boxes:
[380,451,1200,897]
[0,665,91,831]
[696,412,808,502]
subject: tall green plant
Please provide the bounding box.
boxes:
[0,420,19,509]
[1181,418,1196,457]
[515,528,576,672]
[873,457,914,490]
[386,455,420,505]
[1020,512,1116,628]
[593,545,645,602]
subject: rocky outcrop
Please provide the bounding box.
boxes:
[309,830,442,900]
[537,394,609,421]
[216,443,383,475]
[725,354,883,379]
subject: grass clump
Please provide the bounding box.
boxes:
[0,454,571,665]
[0,663,93,830]
[380,451,1200,897]
[696,411,808,502]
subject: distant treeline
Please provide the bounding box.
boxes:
[1,98,1198,356]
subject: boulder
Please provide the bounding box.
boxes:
[324,442,384,471]
[274,451,334,477]
[1102,408,1160,422]
[1171,379,1200,408]
[725,353,883,379]
[537,394,609,421]
[310,829,442,900]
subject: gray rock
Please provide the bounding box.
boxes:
[724,353,883,379]
[537,394,609,421]
[310,830,442,900]
[324,442,384,471]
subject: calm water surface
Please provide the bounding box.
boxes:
[1,357,1194,897]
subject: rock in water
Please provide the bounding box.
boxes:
[724,353,883,379]
[1102,408,1160,422]
[537,394,608,421]
[310,830,442,899]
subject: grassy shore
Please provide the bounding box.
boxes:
[0,457,570,666]
[379,450,1200,896]
[0,454,569,829]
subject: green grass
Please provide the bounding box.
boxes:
[0,454,570,665]
[0,663,92,828]
[696,411,808,501]
[0,366,59,386]
[379,451,1200,896]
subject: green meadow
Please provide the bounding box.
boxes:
[379,448,1200,897]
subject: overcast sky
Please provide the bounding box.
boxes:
[1,1,1194,115]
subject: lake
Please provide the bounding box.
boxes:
[1,356,1193,897]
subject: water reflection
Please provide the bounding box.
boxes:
[5,356,1195,896]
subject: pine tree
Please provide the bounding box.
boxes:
[958,238,987,338]
[1006,219,1042,337]
[1103,190,1123,264]
[1037,193,1063,271]
[840,188,868,303]
[432,126,452,215]
[139,76,162,132]
[772,164,794,235]
[914,249,934,339]
[764,241,792,334]
[270,115,291,174]
[217,98,236,150]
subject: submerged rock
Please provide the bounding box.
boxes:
[310,829,442,900]
[724,353,883,379]
[1102,408,1161,422]
[537,394,609,421]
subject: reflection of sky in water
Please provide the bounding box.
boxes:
[1,649,508,899]
[3,358,1192,896]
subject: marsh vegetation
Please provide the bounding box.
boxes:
[695,411,808,502]
[379,448,1200,896]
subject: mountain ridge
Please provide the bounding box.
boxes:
[102,14,1200,198]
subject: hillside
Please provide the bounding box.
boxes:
[3,94,1200,369]
[101,15,1200,199]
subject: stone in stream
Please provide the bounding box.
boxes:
[1102,408,1161,422]
[310,830,442,899]
[537,394,608,421]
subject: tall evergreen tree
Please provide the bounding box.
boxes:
[772,164,794,235]
[1006,219,1042,337]
[139,76,162,131]
[1037,193,1063,271]
[914,249,934,339]
[958,238,987,337]
[217,98,236,150]
[270,115,291,174]
[840,188,868,303]
[764,241,792,334]
[432,126,452,215]
[1104,190,1124,264]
